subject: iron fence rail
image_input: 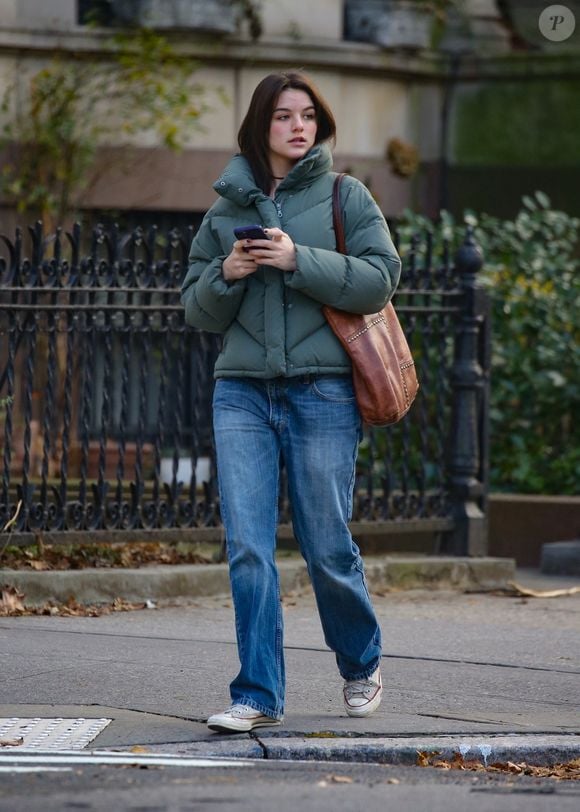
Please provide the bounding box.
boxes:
[0,221,490,554]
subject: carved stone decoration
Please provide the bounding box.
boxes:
[111,0,238,34]
[345,0,433,51]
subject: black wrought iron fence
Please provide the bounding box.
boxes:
[0,220,490,555]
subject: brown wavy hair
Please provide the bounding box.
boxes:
[238,71,336,194]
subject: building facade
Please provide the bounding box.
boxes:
[0,0,579,229]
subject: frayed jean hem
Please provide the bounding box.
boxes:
[230,695,284,721]
[340,656,382,682]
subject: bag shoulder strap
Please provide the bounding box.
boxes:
[332,173,347,255]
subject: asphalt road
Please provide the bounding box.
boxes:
[1,574,579,811]
[1,755,580,812]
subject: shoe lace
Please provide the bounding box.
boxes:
[224,704,251,717]
[344,678,377,700]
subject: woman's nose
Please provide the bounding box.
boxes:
[292,117,304,130]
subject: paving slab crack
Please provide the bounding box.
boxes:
[385,653,580,676]
[250,733,269,759]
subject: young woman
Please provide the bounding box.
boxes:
[181,71,401,733]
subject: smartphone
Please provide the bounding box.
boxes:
[234,224,271,250]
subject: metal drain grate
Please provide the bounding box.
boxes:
[0,718,112,750]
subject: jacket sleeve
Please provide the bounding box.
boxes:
[180,213,247,333]
[284,178,401,314]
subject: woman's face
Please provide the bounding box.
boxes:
[268,89,318,173]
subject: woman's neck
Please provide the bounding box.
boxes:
[269,158,294,181]
[269,163,292,197]
[269,177,283,198]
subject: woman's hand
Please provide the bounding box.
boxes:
[222,241,259,281]
[247,228,297,271]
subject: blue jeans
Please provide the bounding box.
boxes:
[212,375,382,720]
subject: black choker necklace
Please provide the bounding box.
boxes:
[272,176,285,180]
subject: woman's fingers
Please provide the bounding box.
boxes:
[252,231,296,271]
[246,238,274,250]
[263,227,284,240]
[225,229,295,275]
[223,246,257,280]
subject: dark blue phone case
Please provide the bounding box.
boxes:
[234,225,269,241]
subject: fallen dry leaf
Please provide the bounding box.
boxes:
[416,750,580,780]
[0,587,148,618]
[130,745,150,754]
[0,737,24,747]
[327,775,354,784]
[0,585,25,614]
[431,759,452,770]
[416,750,438,767]
[30,560,49,571]
[386,778,400,785]
[0,540,214,571]
[505,581,580,599]
[1,499,22,532]
[304,732,339,739]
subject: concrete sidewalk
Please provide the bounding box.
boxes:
[1,565,579,768]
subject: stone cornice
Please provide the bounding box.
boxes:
[0,26,441,79]
[1,26,579,82]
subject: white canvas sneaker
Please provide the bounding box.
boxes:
[343,667,382,717]
[207,704,282,733]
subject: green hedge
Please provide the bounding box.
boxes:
[396,192,580,495]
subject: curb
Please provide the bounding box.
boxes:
[132,733,580,768]
[253,734,580,766]
[148,734,580,767]
[0,560,306,605]
[0,556,516,606]
[541,540,580,576]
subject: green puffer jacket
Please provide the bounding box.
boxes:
[180,143,401,379]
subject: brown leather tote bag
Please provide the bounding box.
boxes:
[322,174,419,426]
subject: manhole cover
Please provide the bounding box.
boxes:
[0,718,112,750]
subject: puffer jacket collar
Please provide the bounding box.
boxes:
[213,143,334,208]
